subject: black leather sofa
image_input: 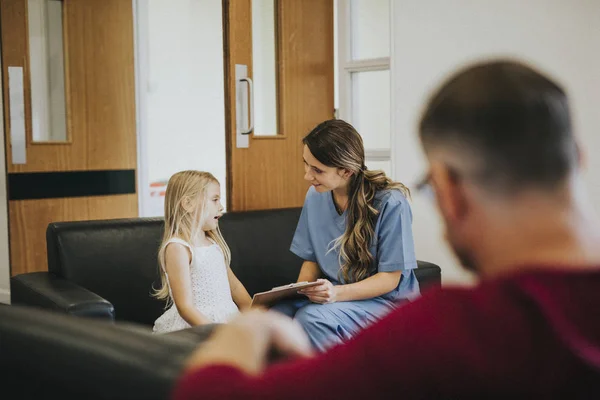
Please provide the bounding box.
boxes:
[3,208,442,399]
[10,208,442,327]
[0,304,213,400]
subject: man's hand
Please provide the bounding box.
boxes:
[298,279,338,304]
[183,310,313,375]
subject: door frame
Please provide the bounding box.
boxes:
[222,0,334,212]
[0,33,13,304]
[132,0,150,217]
[336,0,394,178]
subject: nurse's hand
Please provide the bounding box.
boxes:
[299,279,338,304]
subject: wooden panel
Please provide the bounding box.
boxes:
[223,0,252,210]
[9,194,138,276]
[1,0,139,276]
[1,0,136,173]
[62,0,136,171]
[225,0,334,211]
[276,0,334,204]
[0,0,32,169]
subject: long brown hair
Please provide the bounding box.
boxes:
[152,170,230,306]
[303,119,410,283]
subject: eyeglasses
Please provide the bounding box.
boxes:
[414,172,435,200]
[414,166,468,200]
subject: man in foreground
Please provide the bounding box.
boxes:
[172,60,600,399]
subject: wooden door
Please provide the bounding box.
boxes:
[1,0,138,276]
[223,0,334,211]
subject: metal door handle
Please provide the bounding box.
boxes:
[240,77,254,135]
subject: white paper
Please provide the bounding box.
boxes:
[8,66,26,164]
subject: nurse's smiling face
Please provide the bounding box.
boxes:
[303,145,352,193]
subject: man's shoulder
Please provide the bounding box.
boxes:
[407,277,529,309]
[381,278,537,337]
[330,274,598,398]
[352,278,542,381]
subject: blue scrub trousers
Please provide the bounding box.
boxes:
[271,297,401,352]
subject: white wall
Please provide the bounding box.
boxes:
[351,0,390,60]
[392,0,600,285]
[136,0,227,216]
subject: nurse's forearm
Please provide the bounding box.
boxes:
[335,271,401,302]
[297,261,321,282]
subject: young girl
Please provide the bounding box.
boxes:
[152,170,251,333]
[271,119,420,351]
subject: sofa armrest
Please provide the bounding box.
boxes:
[11,272,115,321]
[1,305,201,400]
[415,260,442,290]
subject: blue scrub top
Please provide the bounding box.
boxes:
[290,186,420,301]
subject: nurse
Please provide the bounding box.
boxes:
[272,119,420,351]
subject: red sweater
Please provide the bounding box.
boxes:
[173,269,600,399]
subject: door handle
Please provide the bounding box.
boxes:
[234,64,250,148]
[240,77,254,135]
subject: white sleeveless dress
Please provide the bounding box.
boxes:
[153,237,240,333]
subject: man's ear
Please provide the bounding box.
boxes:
[430,162,469,224]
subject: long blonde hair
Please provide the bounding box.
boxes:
[152,170,230,305]
[303,119,410,283]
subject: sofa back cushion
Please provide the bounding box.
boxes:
[46,207,441,325]
[220,208,305,295]
[47,217,166,325]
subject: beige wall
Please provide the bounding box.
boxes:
[392,0,600,285]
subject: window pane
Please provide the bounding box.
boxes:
[28,0,68,142]
[366,159,392,177]
[350,0,390,60]
[351,69,390,149]
[252,0,278,135]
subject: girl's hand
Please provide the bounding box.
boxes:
[298,279,338,304]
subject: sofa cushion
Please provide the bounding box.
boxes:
[220,208,304,296]
[46,217,166,325]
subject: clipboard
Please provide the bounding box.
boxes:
[250,281,321,308]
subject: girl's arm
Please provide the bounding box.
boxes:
[227,268,252,310]
[165,243,211,325]
[300,271,401,303]
[297,260,321,282]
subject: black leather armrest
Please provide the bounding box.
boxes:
[1,305,201,400]
[415,260,442,290]
[10,272,115,321]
